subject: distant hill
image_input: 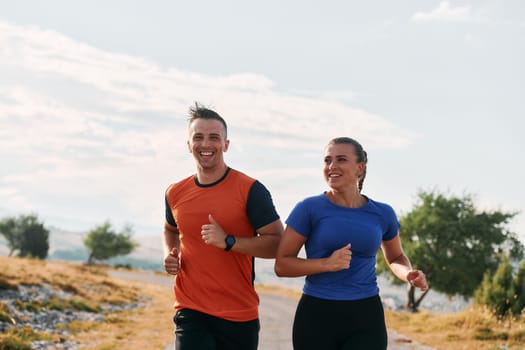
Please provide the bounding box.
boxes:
[0,227,164,271]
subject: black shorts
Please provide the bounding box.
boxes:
[173,308,260,350]
[293,294,387,350]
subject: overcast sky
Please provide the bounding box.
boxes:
[1,1,524,242]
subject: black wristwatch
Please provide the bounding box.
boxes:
[224,235,236,251]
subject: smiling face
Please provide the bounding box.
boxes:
[323,143,364,191]
[187,118,230,172]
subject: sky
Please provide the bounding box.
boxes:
[0,1,524,243]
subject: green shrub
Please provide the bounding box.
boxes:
[475,257,523,318]
[473,326,509,340]
[68,299,99,312]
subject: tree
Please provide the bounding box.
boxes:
[377,190,524,312]
[0,214,49,259]
[511,260,525,317]
[475,257,525,319]
[475,257,514,318]
[83,221,138,265]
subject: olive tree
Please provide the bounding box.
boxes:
[84,221,138,265]
[377,190,523,312]
[0,214,49,259]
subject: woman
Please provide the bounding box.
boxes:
[274,137,428,350]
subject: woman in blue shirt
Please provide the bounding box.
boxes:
[275,137,428,350]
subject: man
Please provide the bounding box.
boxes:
[163,103,284,350]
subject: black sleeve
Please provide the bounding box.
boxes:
[165,194,177,227]
[246,180,280,230]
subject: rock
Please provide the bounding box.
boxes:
[0,284,144,350]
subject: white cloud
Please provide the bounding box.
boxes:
[412,1,480,23]
[0,19,418,233]
[0,19,416,147]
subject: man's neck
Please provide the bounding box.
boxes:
[196,164,229,185]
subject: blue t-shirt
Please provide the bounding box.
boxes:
[286,193,399,301]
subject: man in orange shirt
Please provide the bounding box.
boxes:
[163,103,284,350]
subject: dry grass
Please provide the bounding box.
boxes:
[385,307,525,349]
[0,256,174,350]
[2,256,525,350]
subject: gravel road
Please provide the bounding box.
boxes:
[108,270,435,350]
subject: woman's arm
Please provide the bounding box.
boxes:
[274,226,352,277]
[381,234,428,291]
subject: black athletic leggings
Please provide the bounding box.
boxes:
[292,294,387,350]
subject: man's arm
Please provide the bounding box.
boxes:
[202,214,283,259]
[229,219,283,259]
[241,180,283,258]
[163,222,181,275]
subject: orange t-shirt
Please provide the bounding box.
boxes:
[166,169,266,321]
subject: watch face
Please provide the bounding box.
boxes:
[225,235,236,251]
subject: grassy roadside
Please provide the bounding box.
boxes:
[2,256,524,350]
[385,308,525,350]
[0,256,174,350]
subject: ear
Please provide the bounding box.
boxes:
[187,140,192,153]
[223,139,230,152]
[356,162,365,177]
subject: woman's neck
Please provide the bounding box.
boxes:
[326,189,366,208]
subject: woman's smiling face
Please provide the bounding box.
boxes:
[323,143,363,190]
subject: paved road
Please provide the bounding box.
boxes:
[258,292,434,350]
[109,270,434,350]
